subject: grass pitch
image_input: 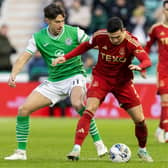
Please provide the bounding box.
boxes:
[0,118,168,168]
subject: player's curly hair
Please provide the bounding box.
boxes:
[44,3,65,19]
[107,17,124,33]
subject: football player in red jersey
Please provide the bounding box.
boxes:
[144,0,168,143]
[53,17,153,162]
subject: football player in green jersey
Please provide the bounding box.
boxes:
[4,3,107,160]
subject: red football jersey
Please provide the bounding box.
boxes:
[64,29,151,84]
[145,23,168,76]
[89,30,150,84]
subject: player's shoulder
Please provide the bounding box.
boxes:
[64,24,78,31]
[93,29,108,38]
[149,23,163,32]
[125,31,140,47]
[64,24,86,36]
[34,27,47,37]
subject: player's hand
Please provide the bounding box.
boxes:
[128,64,147,79]
[8,74,16,88]
[128,64,142,71]
[51,57,66,66]
[140,70,146,79]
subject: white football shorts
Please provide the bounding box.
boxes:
[34,74,86,106]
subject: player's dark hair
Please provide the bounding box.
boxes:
[44,3,65,19]
[107,17,124,33]
[163,0,168,7]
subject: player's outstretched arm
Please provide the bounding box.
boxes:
[8,51,32,88]
[52,41,92,66]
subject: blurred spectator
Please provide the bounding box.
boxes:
[28,51,48,81]
[88,5,108,34]
[0,0,3,6]
[67,0,91,32]
[84,56,94,75]
[127,0,144,10]
[144,0,162,26]
[130,4,148,46]
[63,0,90,8]
[82,53,95,75]
[91,0,112,17]
[0,24,17,71]
[0,0,4,13]
[109,0,134,31]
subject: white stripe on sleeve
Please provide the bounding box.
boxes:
[25,36,37,54]
[77,27,89,43]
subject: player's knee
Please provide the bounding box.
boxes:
[72,100,83,111]
[18,105,30,116]
[135,120,146,126]
[86,103,98,113]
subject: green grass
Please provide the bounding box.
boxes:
[0,118,168,168]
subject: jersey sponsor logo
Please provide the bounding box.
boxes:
[65,38,72,45]
[101,52,127,63]
[160,37,168,45]
[54,49,64,57]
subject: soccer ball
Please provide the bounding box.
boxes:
[109,143,131,162]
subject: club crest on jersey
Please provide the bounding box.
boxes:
[65,38,72,45]
[119,47,125,56]
[160,31,165,36]
[102,45,107,50]
[54,49,64,57]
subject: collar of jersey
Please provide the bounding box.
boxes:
[46,26,64,40]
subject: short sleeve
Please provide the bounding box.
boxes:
[25,36,37,54]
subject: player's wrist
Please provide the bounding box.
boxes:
[63,56,67,60]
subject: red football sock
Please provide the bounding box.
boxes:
[74,110,94,145]
[135,120,147,148]
[160,102,168,131]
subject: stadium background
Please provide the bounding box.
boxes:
[0,0,162,118]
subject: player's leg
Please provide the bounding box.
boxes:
[115,81,153,162]
[70,75,107,157]
[4,90,52,160]
[67,97,100,160]
[156,94,168,143]
[68,75,108,160]
[127,105,153,162]
[156,77,168,142]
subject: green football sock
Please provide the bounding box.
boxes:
[16,116,30,150]
[77,107,101,142]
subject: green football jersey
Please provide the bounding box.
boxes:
[29,25,89,82]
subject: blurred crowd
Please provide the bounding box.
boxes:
[0,0,163,79]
